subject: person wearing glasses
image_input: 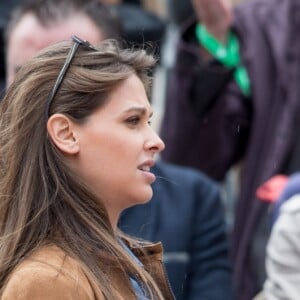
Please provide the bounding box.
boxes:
[0,36,173,299]
[3,0,233,299]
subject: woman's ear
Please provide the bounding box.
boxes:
[47,113,79,155]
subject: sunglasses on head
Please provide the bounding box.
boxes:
[45,35,97,118]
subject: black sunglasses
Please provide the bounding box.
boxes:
[45,35,97,118]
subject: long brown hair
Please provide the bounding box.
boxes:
[0,39,163,299]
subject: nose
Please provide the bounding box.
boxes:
[144,128,165,154]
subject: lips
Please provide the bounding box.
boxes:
[138,165,151,172]
[137,159,155,172]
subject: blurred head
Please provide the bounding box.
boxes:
[5,0,122,86]
[0,37,164,299]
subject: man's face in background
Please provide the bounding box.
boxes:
[6,12,103,86]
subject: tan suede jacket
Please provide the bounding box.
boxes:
[1,240,174,299]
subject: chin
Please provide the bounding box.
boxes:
[131,188,153,206]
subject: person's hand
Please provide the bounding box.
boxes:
[191,0,233,44]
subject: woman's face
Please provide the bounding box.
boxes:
[74,74,165,224]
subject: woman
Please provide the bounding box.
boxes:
[0,36,171,299]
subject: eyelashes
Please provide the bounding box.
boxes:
[126,116,140,126]
[125,116,152,127]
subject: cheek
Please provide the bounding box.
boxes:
[83,131,140,175]
[103,137,140,172]
[78,133,152,207]
[100,130,143,159]
[78,121,146,182]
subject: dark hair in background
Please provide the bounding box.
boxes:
[0,1,21,88]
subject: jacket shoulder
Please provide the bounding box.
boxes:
[2,245,97,300]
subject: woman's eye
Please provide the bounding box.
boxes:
[126,116,140,126]
[125,116,152,127]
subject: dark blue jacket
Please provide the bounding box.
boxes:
[119,161,233,300]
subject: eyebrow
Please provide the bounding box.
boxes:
[123,107,153,117]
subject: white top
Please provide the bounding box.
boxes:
[263,194,300,300]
